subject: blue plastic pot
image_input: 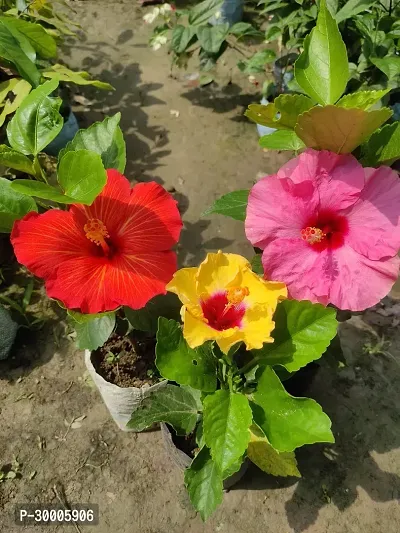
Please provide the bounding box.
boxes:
[209,0,243,26]
[44,110,79,156]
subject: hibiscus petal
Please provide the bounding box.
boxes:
[246,176,318,249]
[278,149,364,211]
[319,245,400,311]
[45,250,178,314]
[261,238,329,304]
[11,210,91,279]
[196,251,248,297]
[345,166,400,260]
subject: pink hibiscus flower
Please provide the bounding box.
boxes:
[245,149,400,311]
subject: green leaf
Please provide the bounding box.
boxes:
[370,56,400,80]
[71,311,115,351]
[247,424,301,477]
[259,130,305,150]
[265,25,282,42]
[7,79,63,156]
[10,180,76,203]
[57,150,107,205]
[0,16,56,58]
[171,25,196,54]
[245,94,313,130]
[203,389,252,473]
[0,177,37,232]
[184,446,223,521]
[335,0,377,23]
[253,300,338,372]
[229,22,263,39]
[0,18,41,87]
[188,0,224,26]
[196,23,229,54]
[42,64,114,91]
[238,49,276,74]
[124,293,180,334]
[361,122,400,166]
[59,114,126,173]
[252,366,334,452]
[251,254,263,276]
[202,190,249,221]
[0,145,36,175]
[325,0,339,14]
[0,79,31,128]
[336,89,389,110]
[294,0,348,105]
[127,384,199,435]
[295,105,392,153]
[156,318,217,392]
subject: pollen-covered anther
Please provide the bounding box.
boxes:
[301,226,325,245]
[226,286,249,306]
[84,219,110,255]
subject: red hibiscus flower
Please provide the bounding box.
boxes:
[11,170,182,314]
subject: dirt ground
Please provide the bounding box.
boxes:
[1,1,400,532]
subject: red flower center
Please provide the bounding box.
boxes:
[200,287,248,331]
[84,218,111,256]
[302,209,349,250]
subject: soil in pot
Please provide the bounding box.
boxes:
[91,332,159,388]
[170,428,199,459]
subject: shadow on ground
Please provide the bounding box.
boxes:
[233,320,400,532]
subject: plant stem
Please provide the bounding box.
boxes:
[33,156,48,184]
[235,356,261,377]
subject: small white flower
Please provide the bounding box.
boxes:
[214,10,222,19]
[159,3,173,15]
[151,33,168,51]
[143,7,160,24]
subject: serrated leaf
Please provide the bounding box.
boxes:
[361,122,400,166]
[72,312,115,351]
[184,446,223,521]
[127,384,199,435]
[247,424,301,477]
[370,56,400,80]
[10,180,76,203]
[7,79,63,156]
[294,0,348,105]
[259,130,305,151]
[196,23,229,54]
[42,64,114,91]
[0,79,31,128]
[0,177,37,232]
[335,0,377,23]
[0,18,41,87]
[251,300,338,372]
[0,16,56,58]
[156,318,217,392]
[203,389,252,473]
[336,89,389,110]
[57,150,107,205]
[246,94,313,130]
[0,145,36,175]
[171,25,196,54]
[295,105,392,153]
[203,190,249,221]
[58,114,126,173]
[188,0,224,26]
[252,366,334,452]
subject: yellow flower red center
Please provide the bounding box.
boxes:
[200,286,249,331]
[84,218,110,255]
[301,226,325,245]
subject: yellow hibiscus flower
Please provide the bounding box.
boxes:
[166,251,287,354]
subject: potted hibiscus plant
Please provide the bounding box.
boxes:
[2,84,183,429]
[128,251,338,519]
